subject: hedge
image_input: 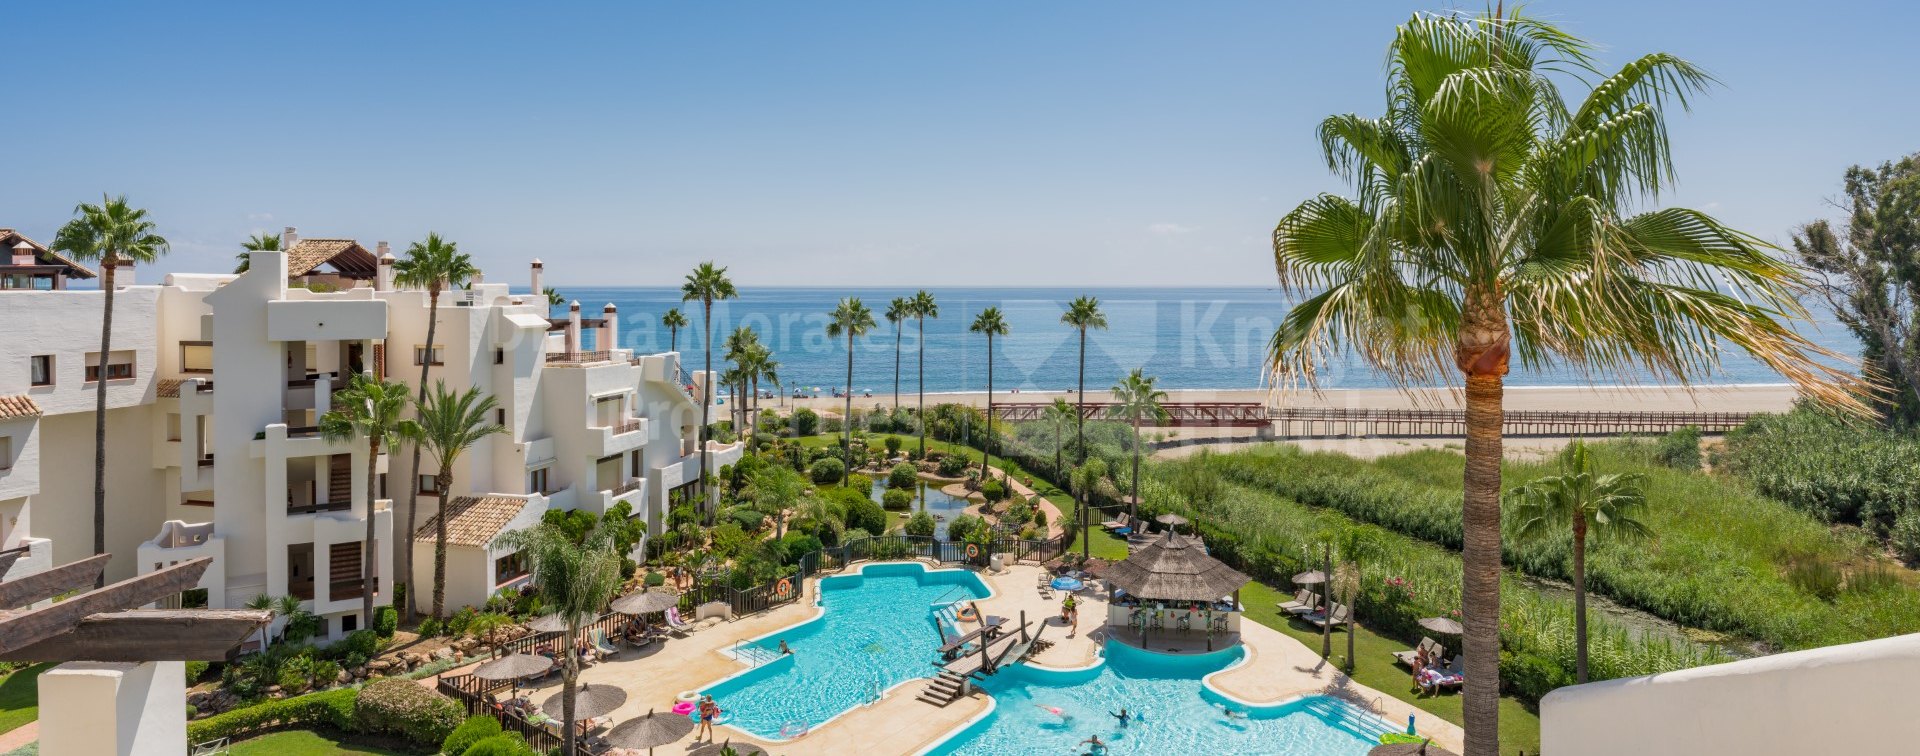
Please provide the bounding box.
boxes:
[185,688,356,744]
[442,715,503,756]
[353,678,462,747]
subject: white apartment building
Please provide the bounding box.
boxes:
[0,226,740,641]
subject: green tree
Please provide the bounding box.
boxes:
[319,374,415,625]
[661,307,689,353]
[1265,11,1857,750]
[391,232,477,622]
[1109,368,1166,522]
[887,297,912,410]
[52,194,169,585]
[1042,399,1076,480]
[1505,440,1654,683]
[543,287,563,307]
[1060,296,1106,558]
[407,382,507,619]
[233,231,280,273]
[682,262,738,520]
[827,298,877,476]
[750,465,805,538]
[969,307,1010,479]
[910,290,938,456]
[489,520,622,756]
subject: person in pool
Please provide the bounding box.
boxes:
[1109,708,1131,726]
[1079,734,1109,755]
[778,639,792,655]
[696,695,722,741]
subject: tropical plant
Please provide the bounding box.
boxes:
[1265,11,1859,750]
[887,297,912,409]
[1042,398,1076,478]
[910,290,938,456]
[683,262,738,520]
[1109,368,1167,521]
[51,194,170,584]
[392,231,477,621]
[827,297,877,474]
[904,510,936,538]
[750,465,805,538]
[1061,295,1106,558]
[319,373,415,625]
[543,287,563,306]
[490,519,623,755]
[406,382,508,619]
[970,307,1010,479]
[661,307,689,353]
[234,231,281,273]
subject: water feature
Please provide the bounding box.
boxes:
[871,479,972,537]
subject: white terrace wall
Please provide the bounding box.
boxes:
[1541,632,1920,755]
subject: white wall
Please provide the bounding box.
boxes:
[37,661,186,756]
[1541,632,1920,755]
[33,409,166,580]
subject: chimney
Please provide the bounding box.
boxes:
[602,303,618,354]
[283,226,298,248]
[567,300,582,353]
[11,241,32,266]
[375,248,395,291]
[530,259,544,301]
[114,259,134,287]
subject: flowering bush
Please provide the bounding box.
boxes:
[352,678,461,746]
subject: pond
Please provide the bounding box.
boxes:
[870,479,973,537]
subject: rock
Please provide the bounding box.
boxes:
[336,669,352,684]
[433,647,454,661]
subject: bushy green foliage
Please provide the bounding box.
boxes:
[353,678,461,746]
[788,407,819,437]
[443,714,503,756]
[888,463,918,489]
[779,531,823,561]
[373,606,398,638]
[846,472,873,492]
[328,629,384,665]
[1653,426,1703,470]
[904,510,936,538]
[882,488,913,511]
[809,457,845,484]
[844,494,888,535]
[935,455,968,477]
[1718,405,1920,529]
[885,436,903,456]
[1894,510,1920,562]
[418,617,443,637]
[184,660,209,685]
[980,479,1007,503]
[1003,500,1033,526]
[462,732,538,756]
[946,514,986,542]
[185,687,357,744]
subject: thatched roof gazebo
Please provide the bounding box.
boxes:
[1103,529,1251,651]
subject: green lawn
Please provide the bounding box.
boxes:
[227,730,406,755]
[1238,581,1541,755]
[0,664,50,736]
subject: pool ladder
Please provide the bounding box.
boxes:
[731,639,782,667]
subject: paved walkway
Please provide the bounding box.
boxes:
[0,721,36,753]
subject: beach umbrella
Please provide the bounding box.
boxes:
[471,653,552,697]
[1417,617,1465,636]
[1154,513,1190,527]
[1291,570,1327,585]
[612,590,681,616]
[603,708,696,755]
[1368,741,1458,756]
[541,683,628,721]
[527,613,569,633]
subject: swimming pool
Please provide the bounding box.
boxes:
[924,641,1397,755]
[700,562,992,740]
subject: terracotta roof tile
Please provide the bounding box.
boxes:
[413,495,529,547]
[0,394,43,421]
[286,238,377,279]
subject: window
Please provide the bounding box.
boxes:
[0,436,11,471]
[528,467,550,495]
[29,355,51,386]
[166,413,182,442]
[417,475,440,496]
[495,551,529,585]
[413,345,443,366]
[180,341,213,373]
[85,352,133,382]
[341,614,358,633]
[493,347,504,365]
[495,408,506,426]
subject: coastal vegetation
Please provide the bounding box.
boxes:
[682,261,738,517]
[1718,404,1920,561]
[392,233,477,623]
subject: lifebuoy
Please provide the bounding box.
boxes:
[956,605,979,622]
[776,578,793,596]
[965,543,980,558]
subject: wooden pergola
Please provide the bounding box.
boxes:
[0,554,268,663]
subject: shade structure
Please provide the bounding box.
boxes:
[1292,570,1328,585]
[604,708,695,754]
[471,653,552,682]
[541,683,628,721]
[612,590,681,616]
[1418,617,1464,635]
[1369,741,1459,756]
[1104,531,1250,603]
[527,613,569,633]
[1154,513,1190,527]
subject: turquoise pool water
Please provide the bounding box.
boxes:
[700,562,991,740]
[925,641,1396,755]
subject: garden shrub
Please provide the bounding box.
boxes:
[443,714,503,756]
[885,436,903,456]
[645,571,667,587]
[353,678,461,746]
[446,606,480,636]
[184,660,209,685]
[845,473,873,492]
[844,495,888,536]
[331,629,383,661]
[882,488,913,511]
[946,514,985,542]
[980,479,1007,503]
[1893,509,1920,563]
[1653,426,1702,470]
[418,617,443,637]
[809,457,845,485]
[888,463,918,490]
[461,732,537,756]
[779,532,823,562]
[186,687,357,744]
[904,511,936,538]
[374,606,398,638]
[936,455,968,477]
[1003,500,1033,526]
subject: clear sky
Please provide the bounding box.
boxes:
[3,1,1914,286]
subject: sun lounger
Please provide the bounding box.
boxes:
[1305,603,1351,630]
[1393,637,1445,668]
[590,628,618,657]
[664,607,695,636]
[1101,512,1127,530]
[1286,592,1322,616]
[190,738,229,756]
[1276,589,1314,615]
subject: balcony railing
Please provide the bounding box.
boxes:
[608,419,643,436]
[288,501,352,515]
[546,350,610,365]
[608,478,643,497]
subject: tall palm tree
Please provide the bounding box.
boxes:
[1060,296,1106,558]
[887,297,912,411]
[390,232,476,622]
[682,263,737,519]
[909,290,938,457]
[724,326,762,436]
[233,232,281,273]
[1266,11,1860,752]
[1506,440,1653,683]
[406,382,508,620]
[1042,398,1075,481]
[52,195,169,585]
[490,520,622,756]
[661,307,689,354]
[969,308,1009,479]
[744,344,779,440]
[827,298,877,476]
[319,374,415,625]
[1109,369,1167,522]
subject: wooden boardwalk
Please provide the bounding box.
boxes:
[993,402,1758,437]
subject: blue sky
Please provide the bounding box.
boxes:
[3,1,1914,286]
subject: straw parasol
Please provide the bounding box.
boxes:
[1291,570,1328,585]
[1104,530,1250,603]
[604,708,695,755]
[541,683,628,721]
[527,613,569,633]
[612,590,681,616]
[1369,741,1459,756]
[471,653,552,696]
[1418,617,1464,636]
[1154,513,1189,527]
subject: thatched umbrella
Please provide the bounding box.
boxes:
[604,708,695,755]
[541,683,628,721]
[1418,617,1464,636]
[527,613,569,633]
[1369,741,1458,756]
[1105,531,1249,603]
[471,653,552,697]
[1291,570,1327,585]
[612,590,681,616]
[1154,513,1189,527]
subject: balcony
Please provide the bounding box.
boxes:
[290,578,369,602]
[591,417,648,457]
[546,350,611,365]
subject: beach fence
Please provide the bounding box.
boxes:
[1269,407,1756,438]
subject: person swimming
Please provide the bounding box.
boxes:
[1035,703,1069,719]
[1079,734,1109,755]
[1109,708,1131,726]
[778,639,792,655]
[1216,703,1247,720]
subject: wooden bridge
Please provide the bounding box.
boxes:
[992,402,1758,438]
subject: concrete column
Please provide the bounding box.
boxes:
[313,374,332,434]
[283,226,298,248]
[38,661,186,756]
[375,243,394,291]
[567,301,581,354]
[530,259,544,300]
[114,259,134,288]
[602,303,618,353]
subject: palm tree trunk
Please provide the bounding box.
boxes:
[1077,330,1088,560]
[1321,542,1332,658]
[402,289,442,623]
[92,258,116,588]
[363,438,381,626]
[844,335,855,476]
[1573,521,1588,684]
[669,326,677,354]
[700,301,713,525]
[983,334,993,479]
[1460,368,1506,756]
[894,327,902,412]
[562,628,580,754]
[1130,417,1141,521]
[916,315,926,457]
[432,468,452,620]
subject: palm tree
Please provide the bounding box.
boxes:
[1506,440,1653,683]
[1266,11,1859,751]
[1109,369,1167,522]
[887,297,912,411]
[909,290,938,457]
[1060,296,1106,558]
[52,195,169,585]
[661,307,689,354]
[827,298,877,476]
[407,382,508,620]
[318,374,415,625]
[740,344,779,441]
[1042,399,1075,481]
[234,232,281,273]
[544,287,564,307]
[682,263,737,519]
[391,232,476,622]
[969,308,1009,479]
[490,520,622,756]
[724,327,762,436]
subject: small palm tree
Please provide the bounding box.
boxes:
[683,262,738,519]
[1042,399,1076,480]
[827,298,877,476]
[1109,369,1167,522]
[749,347,780,437]
[887,297,912,410]
[52,195,169,585]
[724,327,762,436]
[391,232,476,622]
[234,232,281,273]
[751,465,805,539]
[1506,440,1653,683]
[661,307,689,354]
[544,287,563,307]
[969,308,1010,479]
[909,290,938,456]
[407,382,508,620]
[1060,296,1106,558]
[319,374,415,625]
[491,520,622,756]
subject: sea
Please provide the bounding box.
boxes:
[545,285,1860,396]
